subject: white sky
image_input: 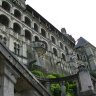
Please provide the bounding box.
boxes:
[26,0,96,46]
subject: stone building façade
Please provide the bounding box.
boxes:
[0,0,96,96]
[0,0,96,79]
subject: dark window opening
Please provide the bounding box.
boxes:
[25,30,31,41]
[3,37,7,45]
[65,46,69,55]
[34,23,38,32]
[2,1,10,12]
[60,42,63,49]
[25,17,31,27]
[35,36,39,41]
[0,15,9,27]
[14,9,21,20]
[62,53,66,61]
[13,23,21,34]
[53,48,58,56]
[41,29,46,37]
[77,54,82,60]
[14,43,20,55]
[51,36,56,44]
[42,41,48,51]
[0,35,2,40]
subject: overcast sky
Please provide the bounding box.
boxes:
[26,0,96,46]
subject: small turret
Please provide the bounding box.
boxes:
[61,28,66,34]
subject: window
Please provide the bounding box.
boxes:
[60,42,63,49]
[77,54,82,60]
[3,37,7,45]
[53,48,58,56]
[25,17,31,27]
[14,43,20,55]
[2,1,10,12]
[0,36,7,45]
[34,23,38,32]
[25,30,31,41]
[35,36,39,41]
[65,46,69,55]
[42,41,48,51]
[41,29,46,37]
[62,53,66,61]
[0,35,2,40]
[14,9,21,20]
[13,23,21,34]
[0,15,9,27]
[51,36,56,44]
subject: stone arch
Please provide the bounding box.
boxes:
[34,36,40,41]
[0,14,10,27]
[25,30,31,41]
[14,9,21,20]
[2,1,11,12]
[53,47,58,56]
[13,23,21,34]
[25,16,31,27]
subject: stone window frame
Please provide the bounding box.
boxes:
[2,1,11,12]
[13,22,21,34]
[34,23,38,32]
[62,53,66,61]
[25,29,31,41]
[14,9,22,20]
[53,47,58,56]
[51,35,56,44]
[60,42,63,50]
[14,42,20,56]
[0,14,10,27]
[41,28,46,37]
[24,16,31,27]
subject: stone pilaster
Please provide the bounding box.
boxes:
[0,0,2,6]
[78,65,96,96]
[0,60,19,96]
[61,81,66,96]
[45,82,51,93]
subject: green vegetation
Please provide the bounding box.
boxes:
[32,70,45,77]
[31,70,77,96]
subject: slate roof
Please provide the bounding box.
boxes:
[75,37,89,48]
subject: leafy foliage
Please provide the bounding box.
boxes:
[31,70,45,77]
[31,70,77,96]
